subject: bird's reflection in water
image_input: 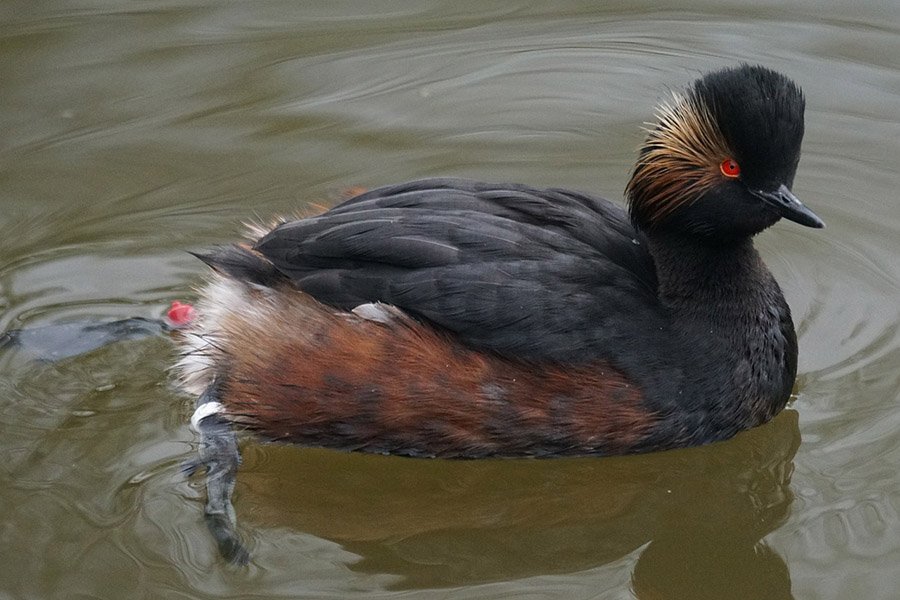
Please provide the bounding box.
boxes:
[237,408,799,597]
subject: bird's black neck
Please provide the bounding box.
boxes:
[648,234,768,312]
[644,232,797,445]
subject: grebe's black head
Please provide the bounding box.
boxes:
[626,64,824,241]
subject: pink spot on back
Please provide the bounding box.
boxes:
[167,301,196,327]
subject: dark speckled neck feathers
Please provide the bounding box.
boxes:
[644,233,798,446]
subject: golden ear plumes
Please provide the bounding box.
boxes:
[626,92,733,228]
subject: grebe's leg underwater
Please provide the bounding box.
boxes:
[184,378,249,565]
[1,317,169,361]
[1,302,194,361]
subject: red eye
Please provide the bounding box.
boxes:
[720,158,741,178]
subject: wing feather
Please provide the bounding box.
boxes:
[251,178,663,362]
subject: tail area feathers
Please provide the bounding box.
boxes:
[192,245,283,288]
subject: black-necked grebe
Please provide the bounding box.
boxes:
[175,64,823,562]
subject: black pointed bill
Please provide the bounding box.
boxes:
[751,184,825,229]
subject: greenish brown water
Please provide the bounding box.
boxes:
[2,2,898,598]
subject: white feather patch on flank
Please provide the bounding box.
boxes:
[351,302,405,324]
[173,275,267,396]
[173,276,412,396]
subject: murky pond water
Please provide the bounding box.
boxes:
[2,1,898,598]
